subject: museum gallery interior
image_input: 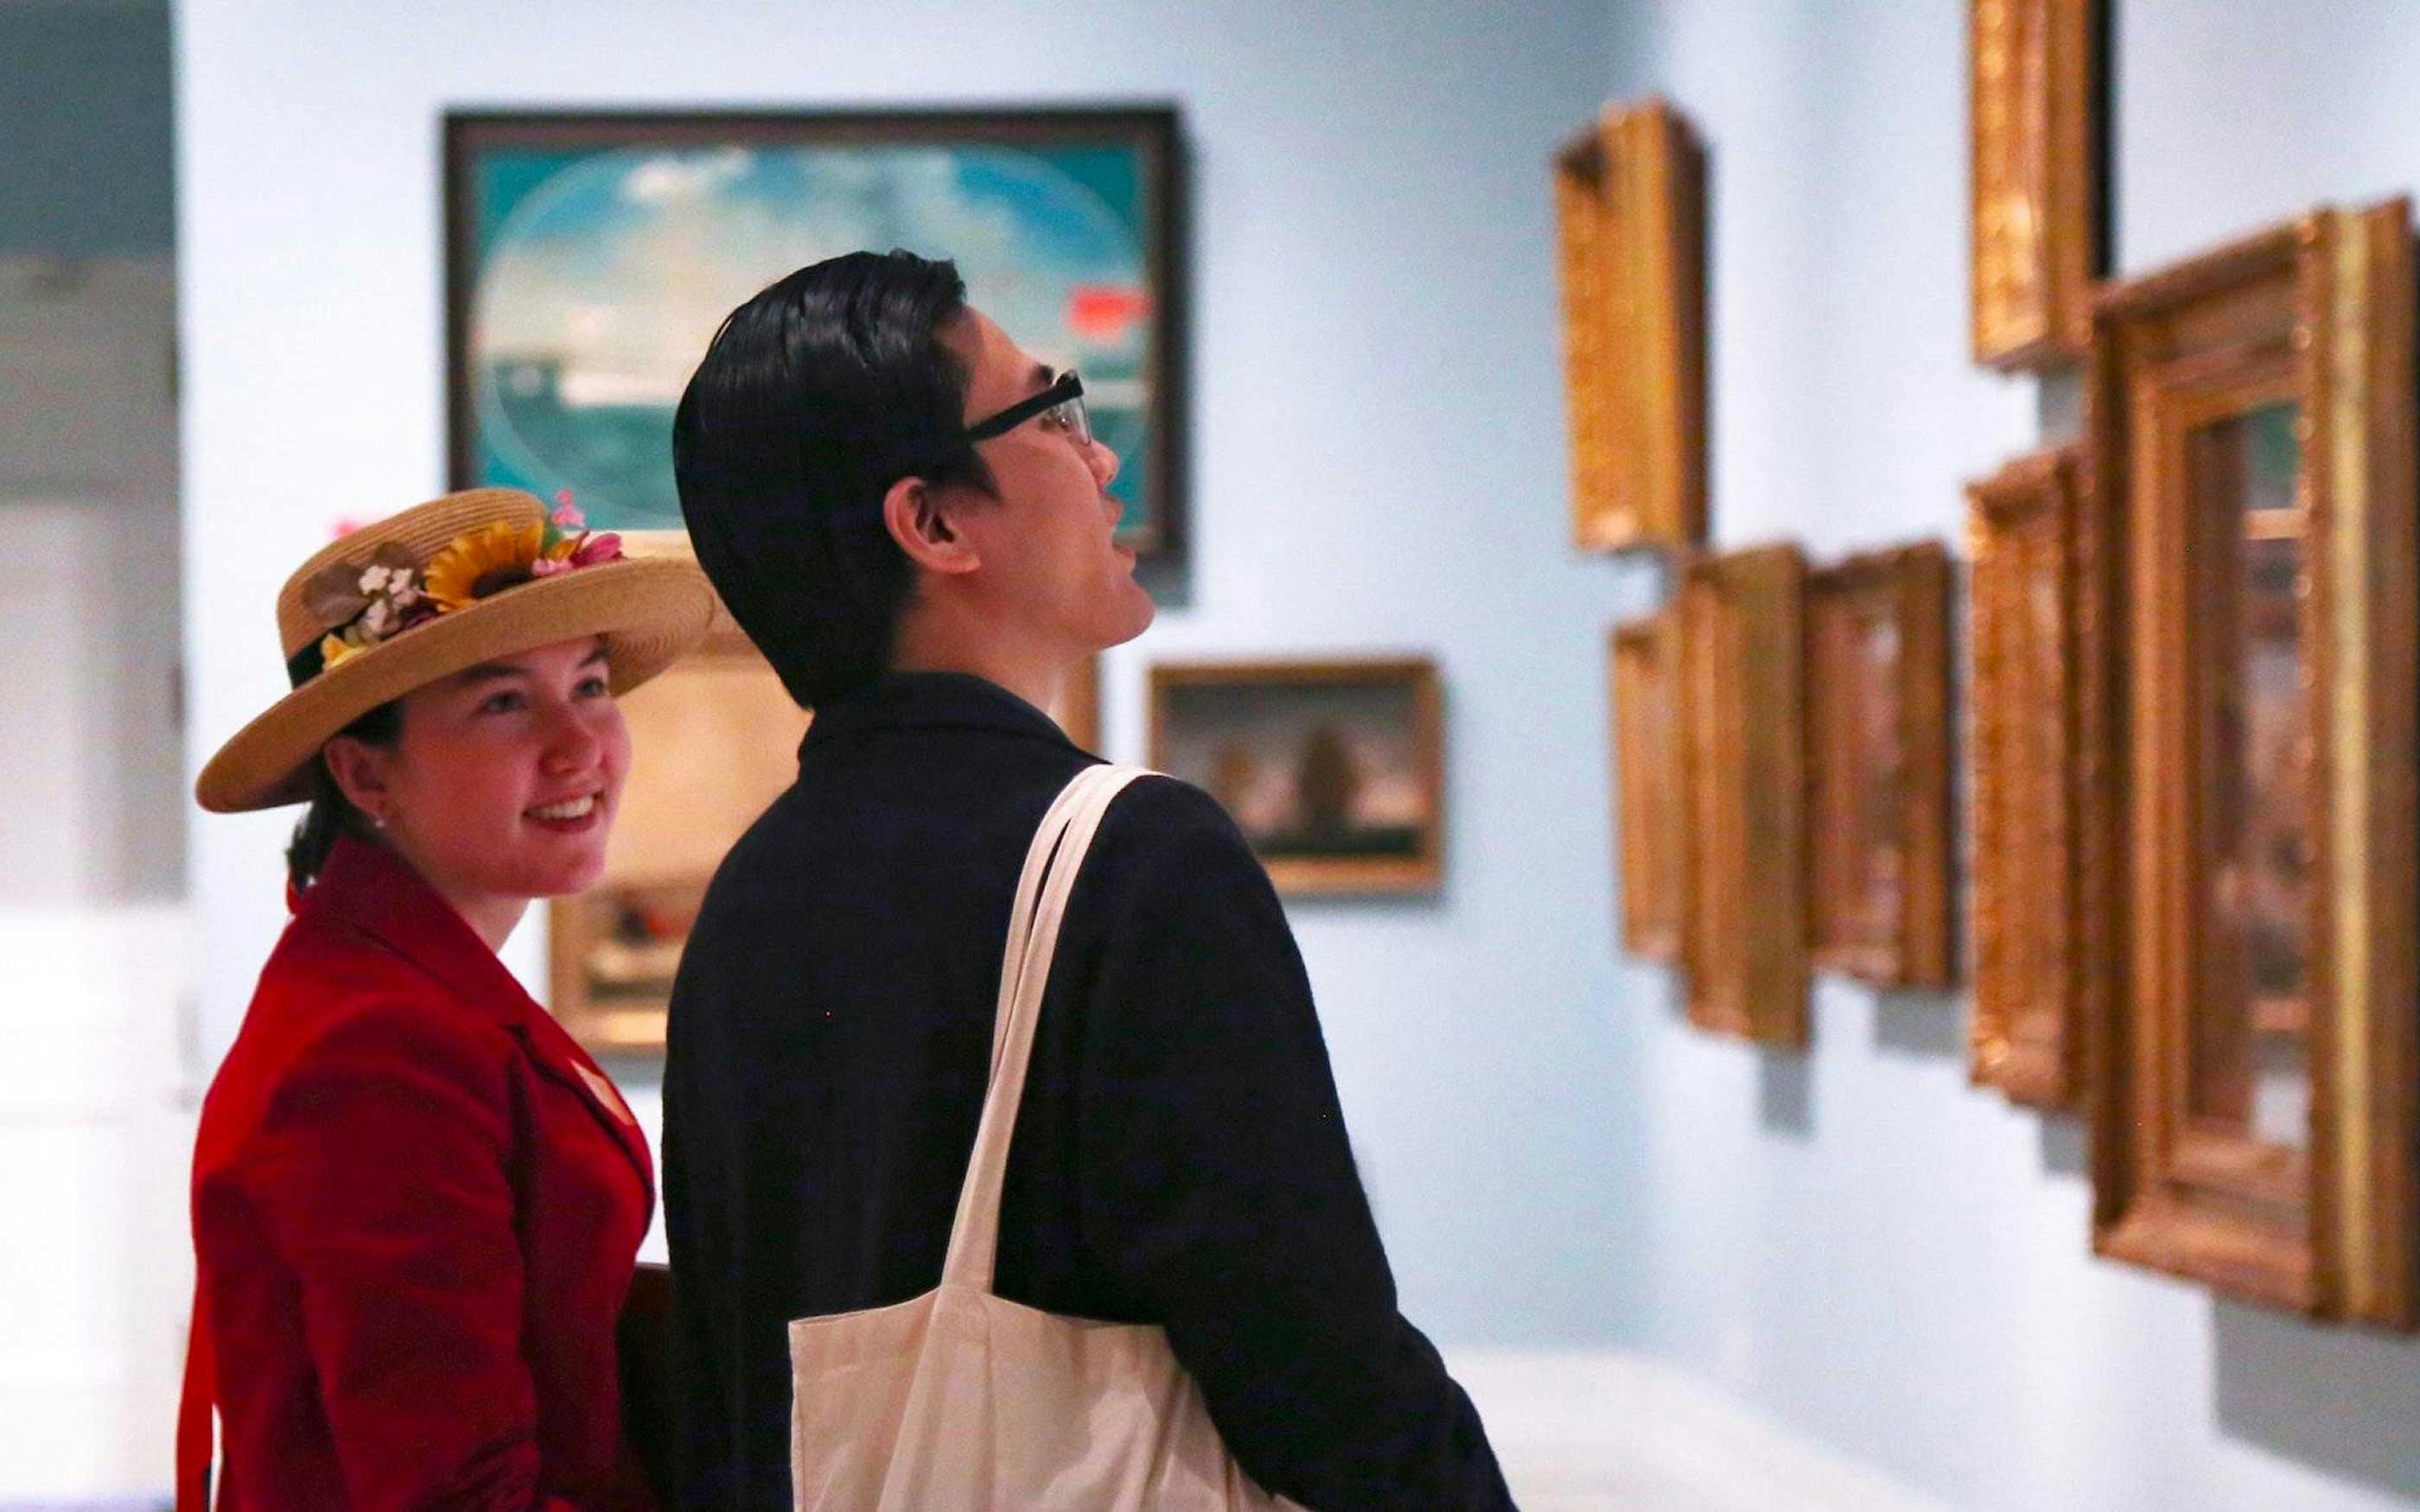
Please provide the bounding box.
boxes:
[8,1,2420,1509]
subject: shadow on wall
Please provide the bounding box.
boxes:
[2214,1301,2420,1503]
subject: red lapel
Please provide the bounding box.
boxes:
[304,837,655,1199]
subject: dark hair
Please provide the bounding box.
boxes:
[672,250,989,708]
[285,699,403,893]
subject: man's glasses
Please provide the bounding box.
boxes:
[964,370,1091,448]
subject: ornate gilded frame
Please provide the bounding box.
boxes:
[1679,545,1808,1045]
[1554,98,1708,551]
[1967,446,2102,1107]
[1970,0,2105,368]
[1611,608,1684,962]
[1805,543,1956,989]
[2088,201,2418,1325]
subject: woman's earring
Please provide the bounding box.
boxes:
[372,809,389,830]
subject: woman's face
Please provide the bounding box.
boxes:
[333,636,630,915]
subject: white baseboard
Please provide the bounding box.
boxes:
[1447,1350,1949,1512]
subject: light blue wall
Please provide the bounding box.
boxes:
[0,0,175,257]
[176,0,1638,1351]
[1608,3,2420,1509]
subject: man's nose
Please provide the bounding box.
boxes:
[1088,437,1121,493]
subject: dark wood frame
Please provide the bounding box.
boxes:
[1679,545,1809,1045]
[1967,444,2103,1109]
[1805,542,1956,988]
[1970,0,2107,368]
[443,106,1189,561]
[1147,658,1444,897]
[1554,98,1708,551]
[1611,608,1684,961]
[2088,201,2419,1326]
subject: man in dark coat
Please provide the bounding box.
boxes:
[664,249,1512,1509]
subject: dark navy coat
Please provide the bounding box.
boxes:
[663,671,1512,1510]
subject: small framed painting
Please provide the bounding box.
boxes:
[1611,609,1684,961]
[1678,544,1809,1045]
[1805,542,1955,988]
[548,643,810,1051]
[1148,658,1443,896]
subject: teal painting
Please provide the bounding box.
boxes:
[447,111,1181,551]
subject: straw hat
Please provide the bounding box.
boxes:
[197,487,716,813]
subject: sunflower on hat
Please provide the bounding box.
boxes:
[194,487,708,815]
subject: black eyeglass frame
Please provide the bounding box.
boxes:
[964,371,1089,445]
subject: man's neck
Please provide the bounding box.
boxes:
[888,607,1067,716]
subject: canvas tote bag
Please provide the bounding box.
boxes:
[787,764,1301,1511]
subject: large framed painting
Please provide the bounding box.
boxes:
[549,643,810,1051]
[1970,0,2105,368]
[1148,658,1443,896]
[1611,609,1684,961]
[1553,98,1708,552]
[1805,542,1955,989]
[1678,545,1808,1045]
[445,108,1187,558]
[2088,200,2418,1326]
[1967,444,2103,1109]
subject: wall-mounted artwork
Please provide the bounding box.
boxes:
[1805,542,1955,989]
[2088,200,2417,1326]
[1967,445,2101,1109]
[445,108,1187,559]
[550,643,810,1051]
[1679,545,1808,1045]
[1611,609,1684,961]
[1149,658,1442,896]
[1553,98,1707,551]
[1970,0,2105,368]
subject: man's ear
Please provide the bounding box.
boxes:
[882,475,982,578]
[321,736,393,824]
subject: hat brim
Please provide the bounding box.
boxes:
[196,556,719,813]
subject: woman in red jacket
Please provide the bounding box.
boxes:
[179,488,714,1509]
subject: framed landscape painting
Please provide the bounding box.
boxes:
[1149,658,1443,896]
[550,641,810,1052]
[445,108,1187,557]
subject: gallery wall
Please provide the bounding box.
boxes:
[175,0,1642,1349]
[1606,3,2420,1509]
[0,0,175,260]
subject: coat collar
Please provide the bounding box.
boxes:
[300,836,653,1194]
[802,670,1079,753]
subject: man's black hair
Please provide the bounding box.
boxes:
[672,250,990,708]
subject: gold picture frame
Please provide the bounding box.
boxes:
[1611,608,1684,962]
[1679,545,1808,1045]
[1967,444,2103,1109]
[1148,658,1444,896]
[1805,543,1956,989]
[2088,200,2418,1326]
[1554,98,1708,551]
[548,641,811,1052]
[1971,0,2103,368]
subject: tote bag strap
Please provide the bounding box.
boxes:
[942,763,1150,1292]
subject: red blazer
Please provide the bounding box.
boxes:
[179,836,657,1510]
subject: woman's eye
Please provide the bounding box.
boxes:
[576,676,611,698]
[480,690,527,715]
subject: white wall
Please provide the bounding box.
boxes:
[1608,3,2420,1510]
[175,0,1640,1351]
